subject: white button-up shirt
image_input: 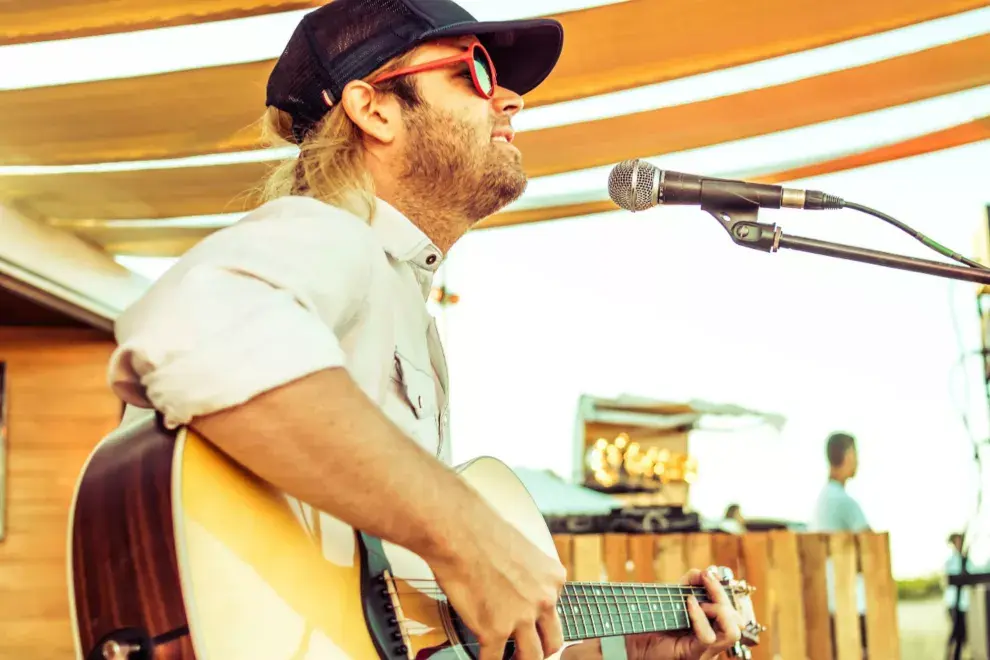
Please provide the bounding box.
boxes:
[108,195,451,464]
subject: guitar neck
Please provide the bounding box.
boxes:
[559,582,710,641]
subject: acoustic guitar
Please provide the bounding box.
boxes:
[68,415,764,660]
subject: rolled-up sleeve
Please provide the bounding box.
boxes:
[108,201,377,428]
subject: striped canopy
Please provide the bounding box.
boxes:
[1,0,988,258]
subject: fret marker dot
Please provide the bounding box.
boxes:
[652,605,658,611]
[573,607,580,614]
[604,623,610,630]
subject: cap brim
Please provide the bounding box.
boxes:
[423,18,564,97]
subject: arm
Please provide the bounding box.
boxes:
[190,366,503,563]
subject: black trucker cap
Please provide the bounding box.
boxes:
[266,0,565,142]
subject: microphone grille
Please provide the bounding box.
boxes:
[608,159,657,212]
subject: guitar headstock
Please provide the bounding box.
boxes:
[711,566,766,659]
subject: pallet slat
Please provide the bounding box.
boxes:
[550,530,896,660]
[859,532,901,659]
[831,533,863,660]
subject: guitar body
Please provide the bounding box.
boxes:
[69,416,559,660]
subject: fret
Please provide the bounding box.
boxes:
[560,583,710,640]
[591,586,607,638]
[558,591,572,642]
[632,584,648,635]
[607,585,622,636]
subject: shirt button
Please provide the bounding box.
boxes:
[426,254,437,265]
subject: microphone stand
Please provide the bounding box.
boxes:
[704,204,990,285]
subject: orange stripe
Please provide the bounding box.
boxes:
[751,117,990,184]
[60,115,990,255]
[0,1,324,46]
[2,0,988,165]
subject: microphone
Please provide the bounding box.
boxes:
[607,159,845,213]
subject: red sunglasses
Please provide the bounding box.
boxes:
[371,41,497,99]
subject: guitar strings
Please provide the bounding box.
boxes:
[390,590,714,607]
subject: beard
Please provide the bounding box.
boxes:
[397,102,528,225]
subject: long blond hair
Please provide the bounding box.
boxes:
[258,51,420,221]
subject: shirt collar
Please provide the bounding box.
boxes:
[370,198,443,272]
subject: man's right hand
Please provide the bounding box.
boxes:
[426,518,567,660]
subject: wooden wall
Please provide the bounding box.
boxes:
[0,327,120,659]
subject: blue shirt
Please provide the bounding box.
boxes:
[945,551,975,612]
[810,479,870,614]
[809,479,870,532]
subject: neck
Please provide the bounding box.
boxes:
[556,581,711,641]
[372,174,470,255]
[829,470,847,484]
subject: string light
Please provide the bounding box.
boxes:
[585,433,698,490]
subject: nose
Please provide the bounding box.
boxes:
[492,85,524,117]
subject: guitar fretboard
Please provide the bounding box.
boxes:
[557,582,710,640]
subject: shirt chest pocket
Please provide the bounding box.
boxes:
[392,351,438,422]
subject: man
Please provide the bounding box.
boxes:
[809,432,869,657]
[945,532,973,657]
[810,432,870,533]
[107,2,743,660]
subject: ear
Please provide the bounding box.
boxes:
[339,80,401,145]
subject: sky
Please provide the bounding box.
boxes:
[433,140,990,580]
[5,0,989,580]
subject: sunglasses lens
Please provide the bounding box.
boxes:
[472,48,494,96]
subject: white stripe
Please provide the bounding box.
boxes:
[0,0,624,90]
[514,6,990,132]
[65,84,990,239]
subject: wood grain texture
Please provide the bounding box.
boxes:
[0,328,119,660]
[2,0,985,165]
[70,418,192,658]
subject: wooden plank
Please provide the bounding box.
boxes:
[769,531,807,659]
[4,0,985,165]
[712,534,742,578]
[654,534,687,583]
[684,533,713,576]
[740,533,771,660]
[553,535,574,579]
[0,331,120,659]
[10,33,989,223]
[858,533,901,660]
[572,535,604,582]
[628,535,657,583]
[0,0,323,46]
[830,533,863,660]
[798,534,834,660]
[603,534,630,582]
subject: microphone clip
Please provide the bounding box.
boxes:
[703,201,782,254]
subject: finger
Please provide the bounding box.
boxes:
[479,635,510,660]
[537,603,564,657]
[701,570,733,606]
[680,568,705,586]
[513,624,544,660]
[686,595,717,646]
[700,604,743,646]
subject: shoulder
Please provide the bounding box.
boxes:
[200,196,379,257]
[177,196,386,283]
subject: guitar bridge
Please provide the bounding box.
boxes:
[383,570,415,660]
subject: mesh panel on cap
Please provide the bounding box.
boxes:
[266,0,431,142]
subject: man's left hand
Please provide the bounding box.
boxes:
[624,568,744,660]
